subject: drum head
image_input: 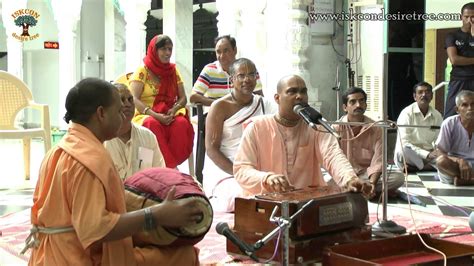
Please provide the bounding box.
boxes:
[167,196,213,237]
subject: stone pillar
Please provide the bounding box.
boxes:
[119,0,150,73]
[51,0,82,128]
[1,0,27,79]
[215,0,241,40]
[289,0,313,91]
[239,0,267,92]
[104,0,115,81]
[265,0,314,100]
[163,0,193,94]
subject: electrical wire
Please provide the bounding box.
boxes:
[263,220,282,263]
[395,123,447,266]
[353,119,449,265]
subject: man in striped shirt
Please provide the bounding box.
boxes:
[190,35,263,106]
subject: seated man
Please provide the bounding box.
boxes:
[436,90,474,186]
[394,82,443,172]
[233,75,373,197]
[105,83,165,180]
[204,58,276,212]
[27,78,201,265]
[190,35,263,106]
[335,87,404,197]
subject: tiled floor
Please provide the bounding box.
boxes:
[0,139,44,216]
[382,172,474,217]
[0,139,473,220]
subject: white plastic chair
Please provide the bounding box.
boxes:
[0,71,51,180]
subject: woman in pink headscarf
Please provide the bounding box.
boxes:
[129,35,194,169]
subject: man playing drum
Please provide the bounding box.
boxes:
[26,78,202,266]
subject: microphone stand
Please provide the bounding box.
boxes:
[323,119,406,234]
[372,53,406,235]
[251,199,316,265]
[332,66,341,119]
[326,120,440,235]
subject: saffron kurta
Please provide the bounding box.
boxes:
[29,123,197,266]
[233,115,357,196]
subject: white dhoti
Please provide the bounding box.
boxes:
[203,95,274,212]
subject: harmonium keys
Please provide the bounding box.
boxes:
[234,186,369,240]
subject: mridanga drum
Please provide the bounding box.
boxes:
[124,167,213,247]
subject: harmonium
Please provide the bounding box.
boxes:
[323,234,474,265]
[228,186,372,264]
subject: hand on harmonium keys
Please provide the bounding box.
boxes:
[345,177,375,199]
[264,174,295,193]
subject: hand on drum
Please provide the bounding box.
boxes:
[345,178,374,199]
[155,186,204,228]
[264,174,295,193]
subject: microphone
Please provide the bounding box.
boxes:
[293,103,341,140]
[216,222,259,261]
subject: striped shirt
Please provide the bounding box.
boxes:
[192,60,262,99]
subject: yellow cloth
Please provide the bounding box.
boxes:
[130,65,186,125]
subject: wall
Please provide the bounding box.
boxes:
[25,50,60,127]
[114,8,126,79]
[80,0,105,80]
[5,1,462,128]
[308,0,346,120]
[21,1,60,127]
[426,0,463,30]
[309,36,346,120]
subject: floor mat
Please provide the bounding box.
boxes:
[1,206,472,265]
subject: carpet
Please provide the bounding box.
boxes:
[0,206,472,265]
[0,209,30,266]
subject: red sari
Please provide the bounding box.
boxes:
[131,36,194,168]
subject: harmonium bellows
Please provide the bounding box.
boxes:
[229,186,372,264]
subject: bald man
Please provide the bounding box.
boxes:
[233,75,373,197]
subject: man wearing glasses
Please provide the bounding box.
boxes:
[203,58,276,212]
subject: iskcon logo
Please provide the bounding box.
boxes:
[11,9,40,41]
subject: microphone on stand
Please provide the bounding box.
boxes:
[216,222,259,262]
[293,103,341,140]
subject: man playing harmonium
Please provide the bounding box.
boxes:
[233,75,373,197]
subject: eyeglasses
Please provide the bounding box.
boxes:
[234,73,257,82]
